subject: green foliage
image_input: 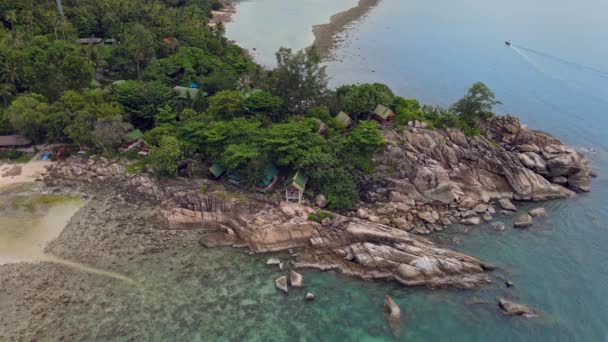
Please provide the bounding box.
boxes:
[5,93,49,142]
[270,47,328,113]
[206,90,244,120]
[339,83,395,120]
[149,136,182,176]
[154,103,178,126]
[307,210,334,223]
[264,119,324,169]
[307,105,332,123]
[450,82,500,126]
[343,120,385,170]
[111,81,173,129]
[0,149,27,162]
[244,90,283,119]
[144,125,176,148]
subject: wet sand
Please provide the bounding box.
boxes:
[0,160,52,189]
[312,0,381,58]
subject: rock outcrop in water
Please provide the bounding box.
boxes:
[358,116,591,234]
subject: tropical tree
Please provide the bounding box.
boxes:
[5,93,49,142]
[270,47,328,113]
[149,136,183,175]
[206,90,244,119]
[450,82,501,124]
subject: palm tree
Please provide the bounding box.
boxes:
[3,10,17,30]
[0,84,15,107]
[55,0,65,24]
[0,59,20,87]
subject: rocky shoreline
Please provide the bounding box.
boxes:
[42,115,591,289]
[0,115,592,339]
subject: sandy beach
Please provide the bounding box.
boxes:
[209,1,237,28]
[312,0,381,58]
[0,160,52,189]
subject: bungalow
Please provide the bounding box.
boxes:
[285,170,308,203]
[77,37,103,44]
[335,111,353,128]
[209,163,226,179]
[123,129,146,152]
[173,86,201,100]
[0,135,32,149]
[371,104,395,125]
[256,164,279,193]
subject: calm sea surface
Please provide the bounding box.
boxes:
[4,1,606,340]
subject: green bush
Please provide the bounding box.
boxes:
[307,210,335,223]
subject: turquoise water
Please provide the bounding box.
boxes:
[225,0,608,340]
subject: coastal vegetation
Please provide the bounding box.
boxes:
[0,0,500,210]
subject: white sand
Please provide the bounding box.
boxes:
[0,159,52,189]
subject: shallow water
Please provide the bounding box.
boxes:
[0,188,84,264]
[226,0,359,67]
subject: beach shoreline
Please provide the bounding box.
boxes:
[312,0,380,59]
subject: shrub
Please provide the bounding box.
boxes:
[308,210,335,223]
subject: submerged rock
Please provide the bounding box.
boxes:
[498,298,537,317]
[514,214,533,228]
[529,207,547,217]
[290,270,304,288]
[384,295,401,337]
[266,258,280,265]
[460,216,481,225]
[491,222,506,231]
[275,276,288,294]
[499,199,517,211]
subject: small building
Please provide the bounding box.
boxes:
[371,105,395,125]
[335,111,353,128]
[285,171,308,203]
[173,86,201,99]
[209,163,226,179]
[123,129,146,152]
[104,38,117,44]
[0,135,32,148]
[256,164,279,193]
[77,37,103,44]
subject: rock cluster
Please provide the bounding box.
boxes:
[497,298,537,317]
[357,116,590,234]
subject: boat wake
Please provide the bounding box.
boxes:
[513,44,608,80]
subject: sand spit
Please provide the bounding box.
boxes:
[312,0,381,58]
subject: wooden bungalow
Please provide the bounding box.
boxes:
[255,164,279,193]
[0,135,32,149]
[335,111,353,128]
[285,171,308,203]
[77,37,103,44]
[371,105,395,125]
[123,129,147,152]
[209,163,227,179]
[173,86,201,100]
